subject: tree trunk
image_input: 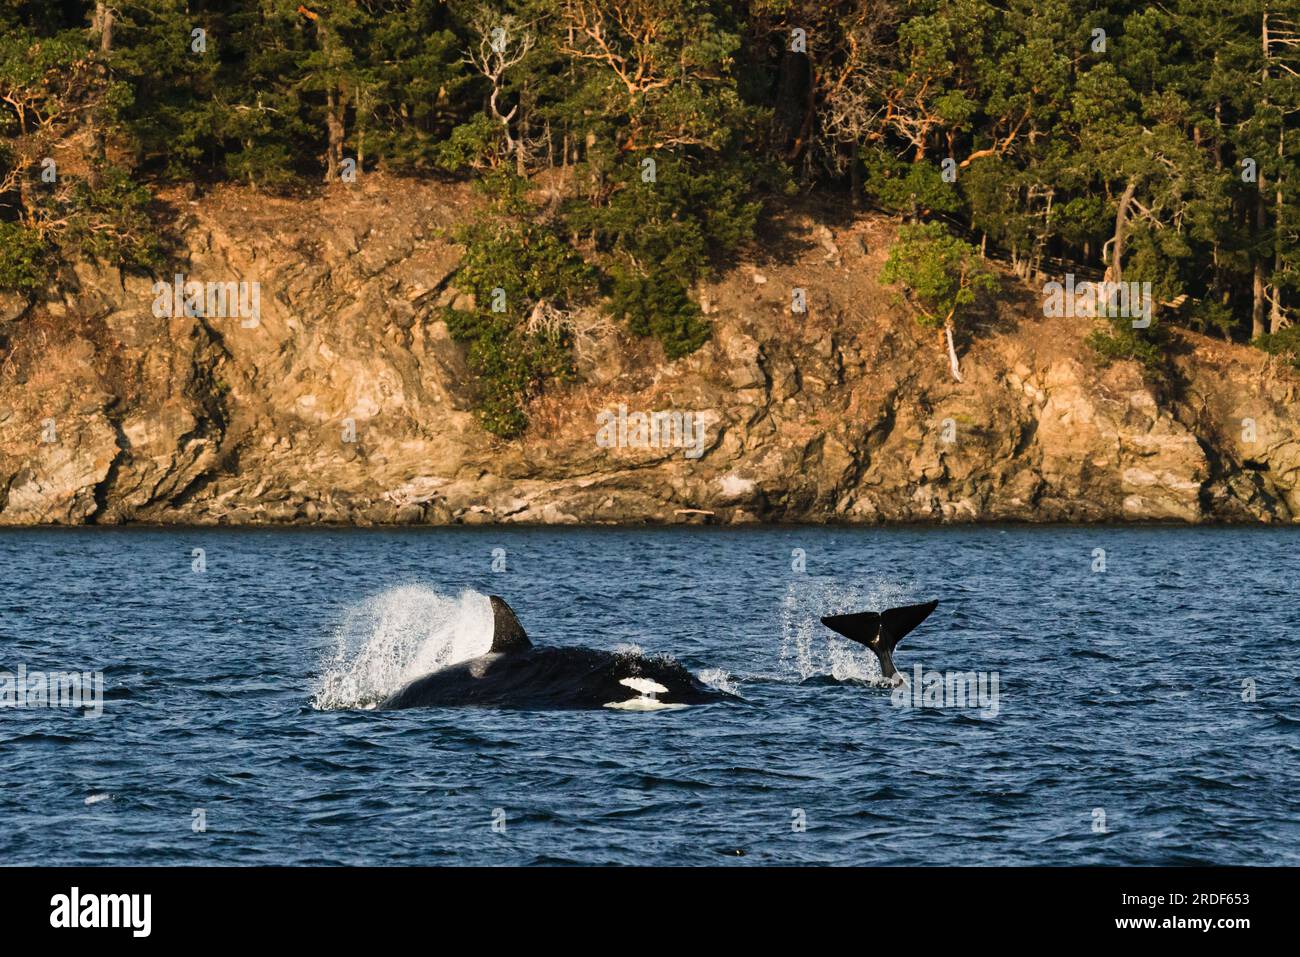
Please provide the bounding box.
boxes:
[1252,186,1268,338]
[515,84,528,176]
[355,88,367,178]
[87,3,114,189]
[93,3,113,51]
[1270,125,1285,333]
[325,86,344,182]
[850,140,861,207]
[944,323,963,382]
[315,17,345,184]
[1254,12,1271,338]
[1108,178,1137,283]
[773,49,810,159]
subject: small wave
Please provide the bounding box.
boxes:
[2,732,79,745]
[800,673,896,690]
[1071,649,1120,661]
[312,586,494,710]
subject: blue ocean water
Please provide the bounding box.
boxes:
[0,525,1296,866]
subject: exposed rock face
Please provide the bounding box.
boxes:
[2,178,1298,525]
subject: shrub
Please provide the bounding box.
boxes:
[566,154,761,356]
[607,269,710,359]
[444,174,595,437]
[61,167,165,271]
[1085,323,1168,371]
[0,221,50,294]
[1255,326,1300,368]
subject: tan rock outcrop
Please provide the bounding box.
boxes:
[1,178,1297,526]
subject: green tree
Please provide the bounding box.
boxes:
[880,221,997,381]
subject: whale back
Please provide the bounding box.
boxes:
[488,595,531,654]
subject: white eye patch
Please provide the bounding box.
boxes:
[619,677,668,696]
[603,676,686,711]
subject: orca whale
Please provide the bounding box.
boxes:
[380,596,732,711]
[820,599,939,682]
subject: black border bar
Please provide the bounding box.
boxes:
[3,866,1280,942]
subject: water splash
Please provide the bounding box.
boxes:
[778,575,913,683]
[312,586,494,710]
[698,668,740,695]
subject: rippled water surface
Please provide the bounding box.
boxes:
[1,526,1297,865]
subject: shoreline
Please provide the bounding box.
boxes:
[1,518,1296,531]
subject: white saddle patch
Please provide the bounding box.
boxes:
[604,697,687,711]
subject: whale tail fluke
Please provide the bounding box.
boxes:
[880,599,939,646]
[820,599,938,679]
[488,596,531,654]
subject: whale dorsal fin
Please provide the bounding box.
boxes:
[488,596,531,654]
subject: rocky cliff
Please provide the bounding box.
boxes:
[2,176,1298,526]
